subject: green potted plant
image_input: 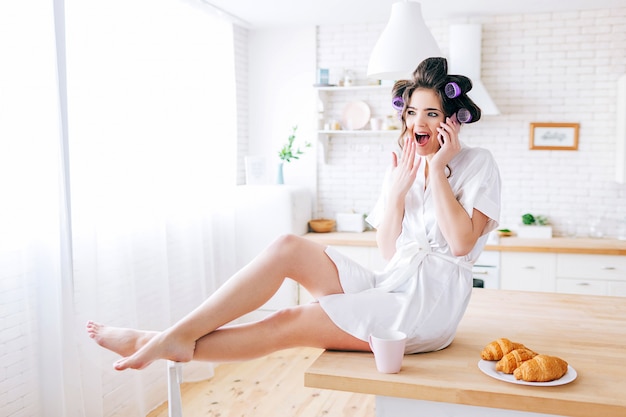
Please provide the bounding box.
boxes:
[276,125,311,184]
[518,213,552,238]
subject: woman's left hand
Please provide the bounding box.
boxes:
[431,114,461,173]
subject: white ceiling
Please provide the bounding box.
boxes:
[206,0,626,28]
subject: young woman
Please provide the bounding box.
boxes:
[87,57,501,370]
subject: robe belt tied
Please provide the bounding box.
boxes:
[368,241,474,294]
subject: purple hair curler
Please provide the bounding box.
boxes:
[457,108,472,123]
[392,96,404,111]
[445,82,461,99]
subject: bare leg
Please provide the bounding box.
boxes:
[88,303,370,365]
[94,235,347,370]
[191,303,370,362]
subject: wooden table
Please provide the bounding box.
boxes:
[305,289,626,417]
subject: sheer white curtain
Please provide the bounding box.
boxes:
[0,0,238,416]
[0,2,73,416]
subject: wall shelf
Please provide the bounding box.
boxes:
[317,129,399,135]
[315,84,397,164]
[314,84,389,92]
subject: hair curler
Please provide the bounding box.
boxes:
[392,96,404,111]
[445,82,461,98]
[456,108,472,123]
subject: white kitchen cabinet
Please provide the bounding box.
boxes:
[555,253,626,297]
[472,250,500,289]
[555,253,626,280]
[500,252,556,292]
[500,251,626,297]
[556,278,607,296]
[608,281,626,297]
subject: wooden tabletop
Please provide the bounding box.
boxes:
[304,289,626,417]
[304,231,626,255]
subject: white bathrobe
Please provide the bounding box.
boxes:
[318,143,501,353]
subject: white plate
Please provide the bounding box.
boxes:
[341,101,370,130]
[477,359,577,386]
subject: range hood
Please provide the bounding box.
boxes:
[449,24,499,115]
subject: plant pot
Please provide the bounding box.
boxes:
[517,225,552,239]
[277,162,284,184]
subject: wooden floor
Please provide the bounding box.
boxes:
[146,347,375,417]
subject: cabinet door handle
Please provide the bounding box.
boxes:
[576,282,591,286]
[473,271,489,275]
[523,266,536,269]
[601,266,616,270]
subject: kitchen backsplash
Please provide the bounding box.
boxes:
[314,8,626,238]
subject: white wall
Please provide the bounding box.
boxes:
[247,27,318,200]
[234,25,250,185]
[312,8,626,237]
[243,8,626,238]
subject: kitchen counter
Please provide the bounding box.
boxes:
[488,236,626,255]
[304,231,626,255]
[304,289,626,417]
[304,231,379,247]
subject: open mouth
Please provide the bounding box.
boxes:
[415,134,430,145]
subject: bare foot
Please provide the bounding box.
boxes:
[113,329,196,371]
[86,321,157,358]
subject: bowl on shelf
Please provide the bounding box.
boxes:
[309,219,335,233]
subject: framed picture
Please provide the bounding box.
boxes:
[529,122,579,150]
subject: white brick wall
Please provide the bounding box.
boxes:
[315,8,626,238]
[0,255,40,417]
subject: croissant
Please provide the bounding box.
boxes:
[513,354,568,382]
[495,348,538,374]
[481,338,526,360]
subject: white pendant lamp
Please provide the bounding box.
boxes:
[367,1,441,81]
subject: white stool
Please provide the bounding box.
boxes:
[167,361,183,417]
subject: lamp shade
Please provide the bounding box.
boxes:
[367,1,441,81]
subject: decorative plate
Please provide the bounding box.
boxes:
[341,101,371,130]
[477,359,577,386]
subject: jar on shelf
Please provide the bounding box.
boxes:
[343,69,354,87]
[382,114,400,130]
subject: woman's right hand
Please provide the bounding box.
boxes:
[376,136,420,260]
[389,136,420,200]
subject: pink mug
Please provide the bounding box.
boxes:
[368,330,407,373]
